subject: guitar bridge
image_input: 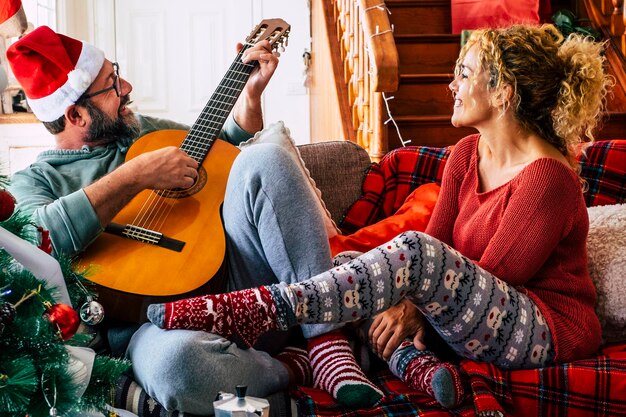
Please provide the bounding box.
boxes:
[104,223,186,252]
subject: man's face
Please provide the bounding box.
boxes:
[82,95,140,144]
[79,60,140,145]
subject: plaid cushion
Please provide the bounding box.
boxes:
[341,139,626,232]
[340,146,451,233]
[292,344,626,417]
[579,139,626,207]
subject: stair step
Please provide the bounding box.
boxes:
[395,34,461,73]
[387,115,477,148]
[386,0,451,35]
[389,74,454,116]
[599,112,626,139]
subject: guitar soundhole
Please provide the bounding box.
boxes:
[156,166,207,199]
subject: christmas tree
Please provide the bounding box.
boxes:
[0,173,130,417]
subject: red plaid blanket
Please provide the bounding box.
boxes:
[292,345,626,417]
[293,139,626,417]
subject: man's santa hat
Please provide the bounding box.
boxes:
[0,0,27,38]
[6,25,105,122]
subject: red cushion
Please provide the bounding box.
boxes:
[330,183,440,256]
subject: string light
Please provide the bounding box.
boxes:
[382,93,411,147]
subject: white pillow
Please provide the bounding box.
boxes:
[239,121,340,238]
[587,203,626,343]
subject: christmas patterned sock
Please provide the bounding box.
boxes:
[275,346,313,387]
[308,331,383,408]
[147,286,294,347]
[388,341,463,408]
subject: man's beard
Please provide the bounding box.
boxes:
[83,96,141,144]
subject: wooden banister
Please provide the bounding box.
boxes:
[330,0,399,158]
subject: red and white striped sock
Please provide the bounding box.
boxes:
[275,346,313,387]
[307,331,383,408]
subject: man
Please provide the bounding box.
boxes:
[7,26,406,415]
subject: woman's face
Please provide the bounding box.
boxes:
[448,45,497,129]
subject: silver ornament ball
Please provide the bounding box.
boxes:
[79,299,105,325]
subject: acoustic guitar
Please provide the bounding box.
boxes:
[79,19,290,322]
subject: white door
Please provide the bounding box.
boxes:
[112,0,311,143]
[114,0,253,125]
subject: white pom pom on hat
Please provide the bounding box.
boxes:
[0,0,27,38]
[6,25,105,122]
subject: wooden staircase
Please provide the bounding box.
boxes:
[312,0,626,156]
[384,0,476,149]
[385,0,626,150]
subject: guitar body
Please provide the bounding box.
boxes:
[80,130,240,320]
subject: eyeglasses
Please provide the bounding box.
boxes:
[82,62,121,99]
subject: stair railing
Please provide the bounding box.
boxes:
[582,0,626,91]
[331,0,399,158]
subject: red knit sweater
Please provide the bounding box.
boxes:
[426,134,601,363]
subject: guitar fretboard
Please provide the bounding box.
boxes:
[180,43,256,163]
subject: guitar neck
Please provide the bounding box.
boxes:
[181,43,257,163]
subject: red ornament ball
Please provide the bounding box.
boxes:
[0,189,16,221]
[45,303,80,340]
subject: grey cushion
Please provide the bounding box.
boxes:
[298,141,371,225]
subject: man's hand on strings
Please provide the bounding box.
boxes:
[129,147,199,190]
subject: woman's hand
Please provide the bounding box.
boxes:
[368,298,427,360]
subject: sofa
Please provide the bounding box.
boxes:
[116,137,626,417]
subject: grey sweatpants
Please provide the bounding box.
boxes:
[127,142,339,415]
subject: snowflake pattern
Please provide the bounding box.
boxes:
[473,293,482,306]
[147,397,158,411]
[426,261,435,274]
[452,323,463,333]
[324,297,333,308]
[376,280,385,293]
[514,329,524,344]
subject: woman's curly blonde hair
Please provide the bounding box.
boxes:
[457,24,613,162]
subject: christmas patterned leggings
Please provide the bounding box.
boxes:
[148,231,555,370]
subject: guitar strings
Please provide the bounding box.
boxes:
[127,43,258,239]
[131,46,251,234]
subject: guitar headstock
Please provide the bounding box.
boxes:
[246,18,290,52]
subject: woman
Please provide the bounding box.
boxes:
[147,24,611,408]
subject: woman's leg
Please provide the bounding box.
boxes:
[149,231,555,370]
